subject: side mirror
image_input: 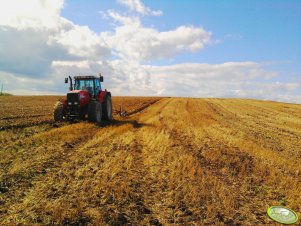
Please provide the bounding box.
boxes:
[99,76,104,82]
[65,78,68,83]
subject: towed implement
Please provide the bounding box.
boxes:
[53,73,112,123]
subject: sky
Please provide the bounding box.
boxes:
[0,0,300,103]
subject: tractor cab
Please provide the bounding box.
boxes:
[73,76,103,98]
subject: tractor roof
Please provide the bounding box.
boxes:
[74,76,97,80]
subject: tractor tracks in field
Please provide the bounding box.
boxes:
[124,132,163,225]
[125,98,220,224]
[0,98,164,131]
[209,99,301,159]
[98,98,174,225]
[0,97,169,225]
[0,114,48,120]
[111,98,174,225]
[0,119,52,131]
[112,98,203,224]
[141,98,265,224]
[0,123,102,221]
[122,98,164,117]
[135,132,174,225]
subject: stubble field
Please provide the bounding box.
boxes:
[0,96,300,225]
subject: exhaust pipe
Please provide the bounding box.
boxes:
[69,76,73,91]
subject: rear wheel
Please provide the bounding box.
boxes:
[53,101,65,122]
[103,94,113,121]
[88,101,102,123]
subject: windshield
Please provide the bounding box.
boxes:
[75,79,94,94]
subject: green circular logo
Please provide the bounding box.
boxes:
[267,206,298,224]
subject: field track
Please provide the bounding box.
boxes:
[0,97,301,225]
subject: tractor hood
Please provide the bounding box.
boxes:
[68,90,90,106]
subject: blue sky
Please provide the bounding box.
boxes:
[62,0,301,69]
[0,0,300,102]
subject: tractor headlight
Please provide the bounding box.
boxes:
[74,102,78,105]
[68,102,72,105]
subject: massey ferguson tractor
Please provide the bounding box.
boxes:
[53,73,112,123]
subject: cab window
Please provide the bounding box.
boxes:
[75,79,94,94]
[95,79,101,96]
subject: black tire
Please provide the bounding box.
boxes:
[53,101,64,122]
[102,94,113,121]
[88,101,102,123]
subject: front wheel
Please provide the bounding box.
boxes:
[53,101,65,122]
[88,101,102,123]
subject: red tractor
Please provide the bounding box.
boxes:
[53,73,112,123]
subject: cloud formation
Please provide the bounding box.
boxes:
[0,0,300,103]
[51,59,299,104]
[0,0,110,77]
[0,0,64,30]
[117,0,162,16]
[102,11,211,61]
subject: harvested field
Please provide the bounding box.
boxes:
[0,97,300,225]
[0,96,60,129]
[0,96,161,129]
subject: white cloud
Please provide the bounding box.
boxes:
[0,26,68,77]
[101,11,211,61]
[0,0,64,30]
[0,70,62,95]
[0,0,111,77]
[267,82,300,91]
[225,82,301,103]
[106,10,140,26]
[143,62,277,80]
[49,24,110,58]
[117,0,162,16]
[48,59,301,103]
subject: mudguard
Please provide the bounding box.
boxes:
[98,90,111,103]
